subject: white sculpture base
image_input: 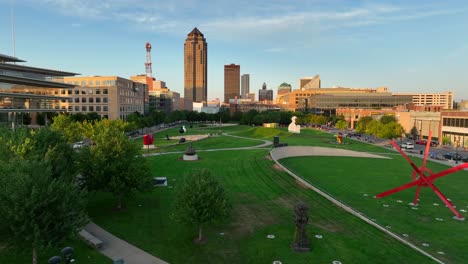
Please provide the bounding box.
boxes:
[288,124,301,133]
[183,154,198,161]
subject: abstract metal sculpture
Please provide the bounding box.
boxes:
[292,202,310,252]
[376,131,468,220]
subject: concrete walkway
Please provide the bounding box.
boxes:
[84,222,168,264]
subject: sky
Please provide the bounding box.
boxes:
[0,0,467,101]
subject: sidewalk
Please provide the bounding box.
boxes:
[84,222,168,264]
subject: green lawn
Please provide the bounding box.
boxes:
[280,154,468,264]
[88,149,435,264]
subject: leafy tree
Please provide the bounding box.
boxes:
[410,126,419,140]
[380,115,397,124]
[173,169,231,243]
[335,120,348,130]
[365,120,383,137]
[51,114,83,143]
[0,160,87,264]
[355,116,373,133]
[379,121,405,139]
[0,127,86,264]
[442,136,451,145]
[78,119,151,209]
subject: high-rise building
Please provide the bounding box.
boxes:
[184,27,207,110]
[241,74,250,98]
[299,75,321,90]
[258,82,273,101]
[393,92,454,110]
[224,64,240,103]
[278,82,292,96]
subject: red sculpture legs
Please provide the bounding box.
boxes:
[376,132,468,220]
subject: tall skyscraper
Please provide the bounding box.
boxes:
[241,74,250,98]
[224,64,240,103]
[184,27,207,110]
[259,82,273,101]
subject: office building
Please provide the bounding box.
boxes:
[299,75,321,90]
[224,64,240,103]
[0,53,78,126]
[278,82,292,96]
[258,82,273,101]
[394,92,454,110]
[241,74,250,98]
[50,76,146,120]
[184,27,207,110]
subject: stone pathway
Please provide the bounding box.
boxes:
[83,222,168,264]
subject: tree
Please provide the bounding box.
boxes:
[380,115,397,124]
[355,116,373,133]
[78,119,151,209]
[0,127,86,264]
[51,114,83,143]
[410,126,419,140]
[0,160,87,264]
[173,169,231,243]
[365,120,383,137]
[335,120,347,130]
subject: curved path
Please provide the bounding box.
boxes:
[270,146,445,264]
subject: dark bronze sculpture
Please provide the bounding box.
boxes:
[292,202,310,252]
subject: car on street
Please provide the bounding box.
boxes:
[415,139,427,145]
[73,141,85,149]
[400,142,415,149]
[442,152,463,161]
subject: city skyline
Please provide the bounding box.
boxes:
[0,0,467,101]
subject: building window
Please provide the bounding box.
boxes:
[89,106,94,112]
[82,106,87,111]
[103,89,108,94]
[96,106,101,111]
[103,97,108,103]
[74,106,79,111]
[96,80,100,86]
[96,97,101,103]
[89,97,94,103]
[81,90,86,94]
[68,89,72,94]
[68,106,73,111]
[96,89,101,94]
[74,90,79,94]
[74,98,79,103]
[81,81,86,86]
[81,98,87,103]
[88,80,94,86]
[103,106,108,111]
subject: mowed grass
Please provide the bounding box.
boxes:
[88,149,434,264]
[280,154,468,264]
[0,239,112,264]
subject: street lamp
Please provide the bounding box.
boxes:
[455,136,460,165]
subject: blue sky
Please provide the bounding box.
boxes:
[0,0,467,101]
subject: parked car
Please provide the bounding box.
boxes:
[415,139,427,145]
[430,140,439,147]
[400,142,415,149]
[442,152,463,161]
[73,141,85,149]
[463,156,468,162]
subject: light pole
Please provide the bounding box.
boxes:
[455,136,459,165]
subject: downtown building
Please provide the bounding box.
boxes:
[394,91,454,110]
[0,53,78,127]
[184,28,207,111]
[49,76,147,120]
[224,64,240,103]
[258,82,273,102]
[241,74,250,99]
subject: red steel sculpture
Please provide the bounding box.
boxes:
[376,131,468,220]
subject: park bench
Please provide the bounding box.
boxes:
[79,229,103,249]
